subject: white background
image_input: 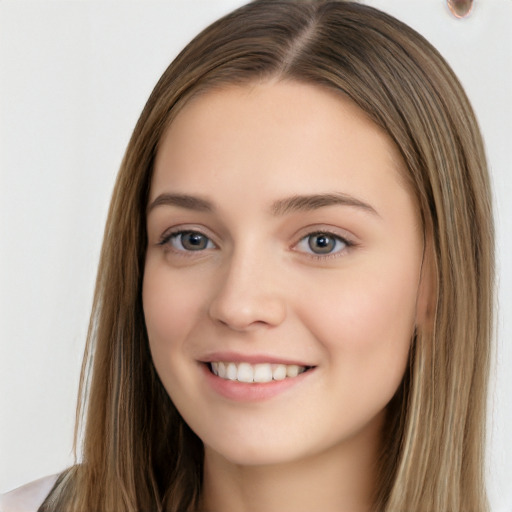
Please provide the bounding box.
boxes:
[0,1,510,510]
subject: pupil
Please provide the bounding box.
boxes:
[182,232,207,250]
[309,233,335,254]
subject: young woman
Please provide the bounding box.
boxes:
[1,1,494,511]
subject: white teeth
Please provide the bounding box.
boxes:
[237,363,254,383]
[253,363,273,383]
[209,361,309,383]
[272,364,287,381]
[286,364,299,378]
[226,362,238,380]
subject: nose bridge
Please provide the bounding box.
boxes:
[208,241,286,330]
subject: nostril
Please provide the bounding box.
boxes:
[208,295,287,331]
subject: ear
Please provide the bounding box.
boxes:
[415,237,437,331]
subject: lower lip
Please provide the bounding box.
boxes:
[200,363,314,402]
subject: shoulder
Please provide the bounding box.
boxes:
[0,475,59,512]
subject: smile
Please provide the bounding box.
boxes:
[209,362,310,383]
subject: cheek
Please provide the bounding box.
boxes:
[300,258,418,388]
[142,264,213,413]
[142,265,204,362]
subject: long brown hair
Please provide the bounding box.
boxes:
[41,1,494,511]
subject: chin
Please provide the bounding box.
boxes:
[201,433,311,467]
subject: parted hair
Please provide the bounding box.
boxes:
[40,1,494,511]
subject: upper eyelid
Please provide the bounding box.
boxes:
[158,225,218,244]
[291,225,357,246]
[294,231,352,251]
[157,229,217,256]
[291,232,356,262]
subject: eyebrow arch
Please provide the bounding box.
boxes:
[271,193,379,217]
[147,193,214,214]
[147,192,379,217]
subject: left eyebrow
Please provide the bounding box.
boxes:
[270,193,380,217]
[146,193,214,214]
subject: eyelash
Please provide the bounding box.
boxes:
[157,228,355,259]
[294,230,354,260]
[158,229,216,255]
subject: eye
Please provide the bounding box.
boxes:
[162,230,215,252]
[295,232,349,256]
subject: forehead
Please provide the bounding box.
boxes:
[158,80,401,162]
[151,80,412,217]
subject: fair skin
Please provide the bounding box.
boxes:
[143,80,429,512]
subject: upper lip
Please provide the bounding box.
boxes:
[199,351,314,367]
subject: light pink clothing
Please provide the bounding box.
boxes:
[0,475,58,512]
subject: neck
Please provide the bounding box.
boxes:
[199,416,382,512]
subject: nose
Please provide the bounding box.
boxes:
[208,251,287,331]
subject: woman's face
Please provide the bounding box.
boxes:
[144,81,429,467]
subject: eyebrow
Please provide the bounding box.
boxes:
[147,192,379,217]
[147,193,213,213]
[270,193,379,217]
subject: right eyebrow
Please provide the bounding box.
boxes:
[147,193,214,214]
[270,192,380,217]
